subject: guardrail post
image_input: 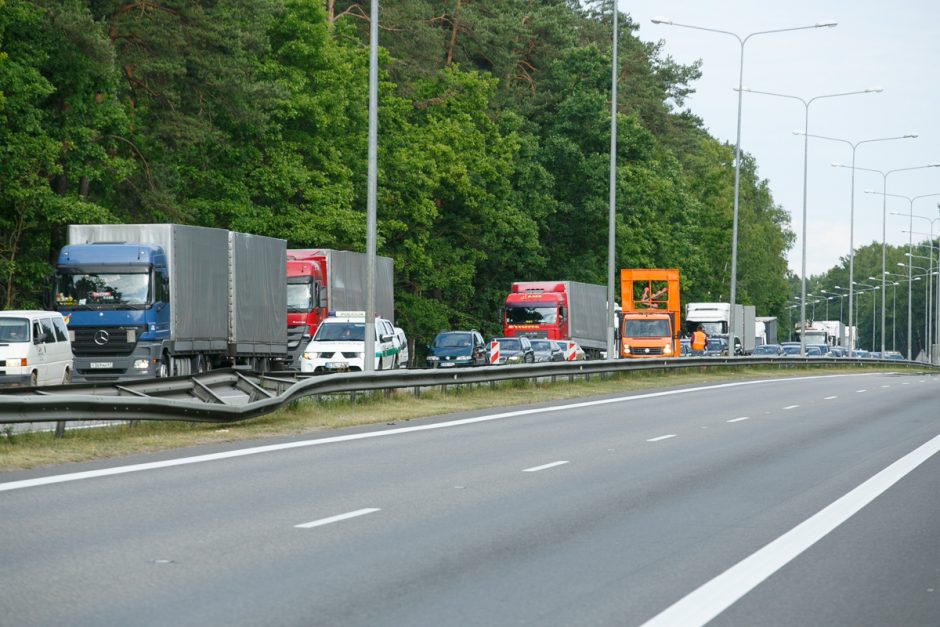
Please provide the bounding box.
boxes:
[54,421,65,438]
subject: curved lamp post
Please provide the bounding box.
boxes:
[866,188,940,358]
[795,133,916,357]
[739,86,882,357]
[650,18,836,359]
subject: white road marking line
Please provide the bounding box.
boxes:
[640,431,940,627]
[881,385,890,388]
[647,434,677,442]
[902,382,911,385]
[824,396,838,400]
[726,417,750,423]
[295,508,380,529]
[523,461,569,473]
[783,405,799,410]
[856,389,867,393]
[0,372,890,493]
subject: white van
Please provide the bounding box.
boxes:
[0,311,73,387]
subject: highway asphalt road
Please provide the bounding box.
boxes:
[1,371,938,626]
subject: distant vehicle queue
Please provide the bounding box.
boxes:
[0,231,897,389]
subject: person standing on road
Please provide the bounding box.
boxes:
[691,325,707,356]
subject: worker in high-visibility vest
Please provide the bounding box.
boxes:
[691,325,707,356]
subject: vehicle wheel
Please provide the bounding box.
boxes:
[29,371,38,387]
[158,355,170,378]
[62,367,71,385]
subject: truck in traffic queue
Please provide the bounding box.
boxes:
[286,249,395,341]
[818,320,847,348]
[50,224,289,381]
[793,320,829,347]
[502,281,607,358]
[618,269,680,358]
[755,316,778,346]
[684,302,756,355]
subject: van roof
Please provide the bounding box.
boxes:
[0,311,65,320]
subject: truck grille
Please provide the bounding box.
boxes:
[71,327,139,357]
[516,330,548,339]
[634,346,664,356]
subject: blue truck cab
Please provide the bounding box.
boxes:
[53,243,170,380]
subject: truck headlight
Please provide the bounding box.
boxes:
[133,359,149,369]
[663,345,673,355]
[622,344,631,354]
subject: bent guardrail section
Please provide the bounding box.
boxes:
[0,358,933,425]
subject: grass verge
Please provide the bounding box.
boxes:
[0,364,927,472]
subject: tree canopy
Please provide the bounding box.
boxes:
[0,1,815,353]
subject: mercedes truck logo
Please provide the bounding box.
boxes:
[93,330,110,345]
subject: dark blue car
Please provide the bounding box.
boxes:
[425,330,486,368]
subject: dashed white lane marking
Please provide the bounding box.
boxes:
[881,385,890,388]
[523,461,569,473]
[295,508,381,529]
[856,389,867,393]
[641,431,940,627]
[824,396,838,400]
[647,434,677,443]
[726,417,750,423]
[783,405,799,410]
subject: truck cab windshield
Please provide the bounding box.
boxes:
[54,272,150,308]
[697,322,725,335]
[506,306,557,325]
[287,281,313,313]
[624,319,670,338]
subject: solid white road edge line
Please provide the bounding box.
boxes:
[295,508,380,529]
[647,434,677,442]
[640,430,940,627]
[523,461,570,473]
[0,372,890,493]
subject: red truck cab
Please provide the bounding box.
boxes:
[503,282,569,340]
[286,250,327,338]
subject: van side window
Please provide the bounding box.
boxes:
[52,317,69,342]
[33,322,45,343]
[40,318,57,343]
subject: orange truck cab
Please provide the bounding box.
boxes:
[619,269,680,358]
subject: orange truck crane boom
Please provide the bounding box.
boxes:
[619,269,680,358]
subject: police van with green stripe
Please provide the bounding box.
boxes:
[300,311,400,374]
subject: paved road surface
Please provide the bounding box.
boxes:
[1,371,938,626]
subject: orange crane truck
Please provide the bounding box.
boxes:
[619,269,680,358]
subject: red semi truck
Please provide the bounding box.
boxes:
[501,281,608,358]
[286,249,395,339]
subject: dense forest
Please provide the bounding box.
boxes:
[3,0,928,354]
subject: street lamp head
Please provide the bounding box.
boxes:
[904,134,919,138]
[864,189,877,194]
[865,87,884,93]
[651,17,673,24]
[832,162,847,168]
[815,21,838,28]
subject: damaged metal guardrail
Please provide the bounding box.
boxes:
[0,357,934,426]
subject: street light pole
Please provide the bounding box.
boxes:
[606,1,619,361]
[902,234,938,362]
[898,213,940,362]
[741,87,882,357]
[796,133,916,358]
[363,0,380,372]
[869,188,940,358]
[650,18,836,361]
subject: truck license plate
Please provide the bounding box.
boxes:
[89,362,114,369]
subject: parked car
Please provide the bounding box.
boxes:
[489,336,535,364]
[0,311,73,387]
[704,337,729,356]
[552,340,586,361]
[752,343,784,356]
[425,330,486,368]
[393,327,409,368]
[300,312,399,374]
[530,339,564,362]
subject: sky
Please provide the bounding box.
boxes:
[620,0,940,277]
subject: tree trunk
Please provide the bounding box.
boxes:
[445,0,461,67]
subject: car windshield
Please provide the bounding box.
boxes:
[782,345,801,354]
[706,339,725,349]
[0,318,29,343]
[531,340,553,351]
[754,345,778,354]
[624,319,670,338]
[55,272,150,307]
[497,339,521,351]
[314,322,365,342]
[434,333,472,348]
[506,306,557,325]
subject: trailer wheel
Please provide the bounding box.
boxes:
[158,354,170,378]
